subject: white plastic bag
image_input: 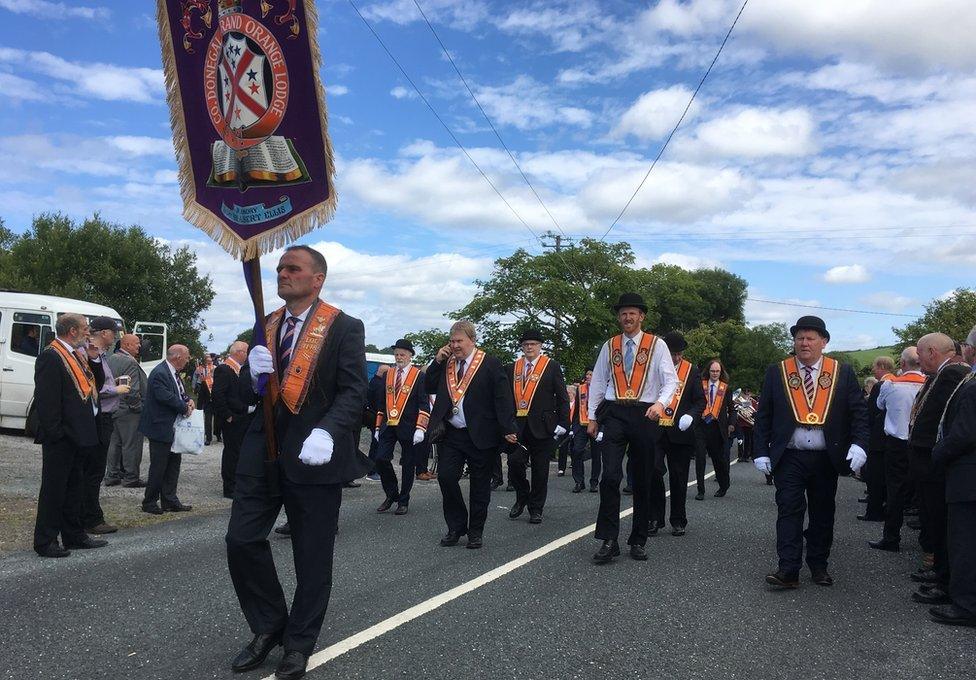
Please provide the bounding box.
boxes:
[172,410,205,455]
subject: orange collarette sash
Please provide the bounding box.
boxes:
[609,333,657,401]
[202,367,214,391]
[578,383,589,425]
[447,349,486,415]
[661,359,692,427]
[223,358,242,376]
[382,365,428,430]
[780,356,839,426]
[702,380,728,421]
[264,300,341,415]
[49,341,96,402]
[890,372,926,385]
[513,355,551,417]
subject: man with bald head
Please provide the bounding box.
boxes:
[106,334,148,487]
[213,341,253,499]
[904,333,971,604]
[138,344,195,514]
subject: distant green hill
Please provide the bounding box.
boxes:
[828,345,899,374]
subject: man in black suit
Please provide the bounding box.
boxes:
[212,341,252,499]
[654,332,706,536]
[906,332,971,604]
[138,345,195,515]
[699,358,735,498]
[32,313,108,558]
[862,356,895,522]
[225,245,371,680]
[373,339,430,515]
[425,320,517,549]
[930,329,976,627]
[193,354,217,445]
[753,316,868,588]
[505,329,570,524]
[570,370,600,493]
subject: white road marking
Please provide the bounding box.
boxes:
[262,463,734,679]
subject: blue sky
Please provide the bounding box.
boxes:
[1,0,974,352]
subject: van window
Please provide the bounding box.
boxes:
[136,324,166,363]
[12,312,52,357]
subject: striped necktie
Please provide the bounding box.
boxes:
[278,317,299,372]
[395,367,403,393]
[803,365,815,403]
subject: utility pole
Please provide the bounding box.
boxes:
[540,231,574,350]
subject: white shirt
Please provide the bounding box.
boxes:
[279,303,312,347]
[877,371,925,440]
[588,330,678,420]
[788,356,827,450]
[448,348,477,429]
[166,361,187,402]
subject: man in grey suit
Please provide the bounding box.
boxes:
[105,334,148,487]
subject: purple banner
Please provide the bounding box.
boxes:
[157,0,336,259]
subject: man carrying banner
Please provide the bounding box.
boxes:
[505,329,570,524]
[587,293,678,564]
[373,339,429,516]
[225,245,370,679]
[753,316,868,588]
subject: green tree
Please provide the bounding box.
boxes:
[684,321,791,392]
[894,288,976,349]
[403,328,450,365]
[0,213,215,356]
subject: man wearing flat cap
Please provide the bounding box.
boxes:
[587,293,678,563]
[504,329,570,524]
[373,339,430,516]
[753,315,868,588]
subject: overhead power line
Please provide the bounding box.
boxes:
[747,297,917,318]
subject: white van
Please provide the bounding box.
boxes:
[0,291,167,431]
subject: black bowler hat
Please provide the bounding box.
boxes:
[612,292,648,313]
[393,338,415,355]
[519,328,544,344]
[790,315,830,342]
[662,331,688,353]
[90,316,118,332]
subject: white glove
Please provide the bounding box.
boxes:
[754,456,772,474]
[248,345,274,383]
[299,428,333,466]
[678,414,693,431]
[846,444,867,473]
[373,429,380,442]
[595,431,604,443]
[553,425,567,440]
[413,429,425,445]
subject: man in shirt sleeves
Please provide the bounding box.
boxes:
[753,316,868,588]
[587,293,677,564]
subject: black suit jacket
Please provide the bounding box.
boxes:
[909,362,971,451]
[378,367,430,434]
[754,360,868,474]
[211,363,250,423]
[867,379,886,452]
[425,352,517,451]
[504,358,570,441]
[33,345,99,448]
[658,365,706,446]
[239,309,371,485]
[138,362,189,443]
[932,374,976,503]
[700,379,735,442]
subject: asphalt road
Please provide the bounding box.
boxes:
[1,461,972,680]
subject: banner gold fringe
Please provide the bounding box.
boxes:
[155,0,338,261]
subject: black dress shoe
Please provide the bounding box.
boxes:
[205,439,212,446]
[528,513,542,524]
[868,539,900,552]
[275,650,308,679]
[104,478,121,487]
[811,569,833,586]
[911,569,940,583]
[765,570,799,588]
[856,514,883,522]
[394,503,408,516]
[930,605,976,627]
[490,480,502,490]
[274,522,291,536]
[593,540,620,564]
[622,485,633,495]
[122,480,147,488]
[509,502,525,519]
[629,544,648,561]
[572,483,585,493]
[648,524,659,537]
[857,497,868,504]
[672,526,686,537]
[714,488,727,498]
[505,484,514,492]
[465,534,483,549]
[912,586,950,604]
[343,481,361,488]
[231,631,283,672]
[36,543,70,558]
[64,537,108,549]
[142,504,163,515]
[589,483,598,493]
[163,503,193,512]
[377,498,394,513]
[440,531,464,547]
[695,492,705,501]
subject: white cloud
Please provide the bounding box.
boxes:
[494,1,616,52]
[390,86,416,99]
[473,75,594,130]
[613,86,699,141]
[745,291,821,325]
[691,107,817,158]
[649,252,722,270]
[0,72,49,102]
[361,0,488,30]
[0,0,109,20]
[860,292,916,313]
[823,264,870,284]
[329,85,349,96]
[107,136,173,157]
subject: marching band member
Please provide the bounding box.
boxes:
[587,293,678,564]
[505,329,570,524]
[373,339,429,516]
[699,359,734,498]
[570,370,600,493]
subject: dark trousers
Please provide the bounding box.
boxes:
[33,437,87,551]
[143,439,183,509]
[655,438,693,528]
[226,472,341,655]
[595,402,657,546]
[948,501,976,617]
[739,426,754,460]
[773,448,838,575]
[415,440,431,475]
[882,435,911,543]
[911,446,948,582]
[221,417,249,497]
[510,434,555,514]
[694,428,708,493]
[557,438,569,472]
[570,427,597,485]
[376,426,418,505]
[702,424,731,491]
[438,425,494,537]
[81,411,112,528]
[203,405,214,443]
[491,450,504,485]
[864,446,887,519]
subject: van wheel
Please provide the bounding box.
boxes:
[25,404,38,439]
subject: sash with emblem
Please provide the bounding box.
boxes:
[661,359,692,427]
[264,300,340,414]
[513,355,550,417]
[381,365,429,430]
[223,357,242,376]
[609,333,657,401]
[702,380,728,422]
[780,356,839,426]
[578,383,590,425]
[49,341,97,403]
[447,349,486,415]
[201,366,214,391]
